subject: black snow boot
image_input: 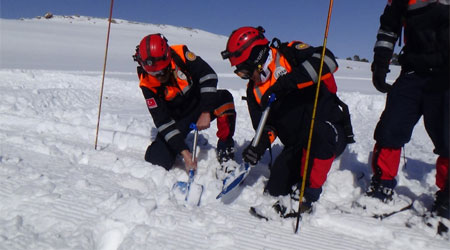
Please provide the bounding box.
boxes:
[216,139,235,164]
[366,177,397,202]
[433,188,450,220]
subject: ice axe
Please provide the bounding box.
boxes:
[172,123,204,206]
[217,94,276,199]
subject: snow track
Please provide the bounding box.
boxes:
[147,206,372,250]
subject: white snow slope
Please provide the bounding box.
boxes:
[0,16,448,250]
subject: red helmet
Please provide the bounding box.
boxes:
[221,26,269,66]
[136,34,171,72]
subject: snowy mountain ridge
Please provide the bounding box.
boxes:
[21,14,222,38]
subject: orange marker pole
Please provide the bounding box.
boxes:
[95,0,114,150]
[295,0,334,233]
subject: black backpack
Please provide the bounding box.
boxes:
[271,37,355,144]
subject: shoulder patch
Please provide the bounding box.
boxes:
[295,43,310,50]
[185,51,197,61]
[146,98,158,109]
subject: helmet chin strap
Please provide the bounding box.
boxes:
[258,50,272,83]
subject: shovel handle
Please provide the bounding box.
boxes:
[252,94,276,147]
[188,169,195,183]
[187,125,198,192]
[189,123,198,161]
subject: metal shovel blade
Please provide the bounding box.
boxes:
[216,163,250,199]
[185,180,204,206]
[172,169,203,206]
[171,125,203,206]
[217,94,276,199]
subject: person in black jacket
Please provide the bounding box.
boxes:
[222,26,354,216]
[367,0,449,219]
[133,34,236,173]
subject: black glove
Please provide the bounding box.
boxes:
[371,62,392,93]
[242,130,272,165]
[242,145,263,165]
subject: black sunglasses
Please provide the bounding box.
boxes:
[234,63,256,80]
[234,68,252,80]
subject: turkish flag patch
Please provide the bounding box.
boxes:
[146,98,158,109]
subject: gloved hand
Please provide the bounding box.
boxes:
[371,62,392,93]
[242,144,264,165]
[242,130,272,165]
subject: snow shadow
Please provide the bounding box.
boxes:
[401,158,435,183]
[219,142,283,204]
[337,148,371,190]
[397,158,436,203]
[245,143,284,186]
[337,147,437,203]
[185,132,212,161]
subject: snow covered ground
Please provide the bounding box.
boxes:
[0,16,448,250]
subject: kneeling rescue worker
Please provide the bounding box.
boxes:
[133,34,236,172]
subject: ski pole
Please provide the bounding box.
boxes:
[94,0,115,150]
[295,0,334,234]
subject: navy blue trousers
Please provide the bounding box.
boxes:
[374,72,449,157]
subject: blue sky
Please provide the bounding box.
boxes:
[1,0,390,60]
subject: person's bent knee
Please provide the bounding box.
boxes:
[144,144,175,170]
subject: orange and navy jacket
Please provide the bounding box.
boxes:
[138,45,218,154]
[246,42,342,147]
[374,0,449,72]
